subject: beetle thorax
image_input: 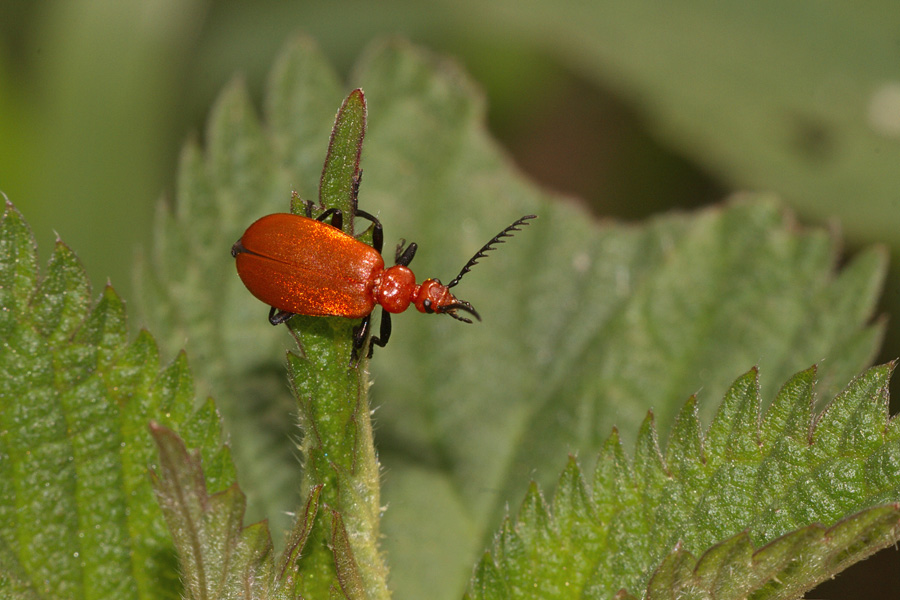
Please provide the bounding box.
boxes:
[374,265,417,313]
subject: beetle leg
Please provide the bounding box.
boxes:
[367,310,392,358]
[316,208,343,230]
[351,314,370,363]
[351,170,363,211]
[292,191,315,218]
[268,306,295,325]
[351,310,392,362]
[395,241,418,267]
[355,209,383,254]
[269,307,294,325]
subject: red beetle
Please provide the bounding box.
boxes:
[232,198,535,360]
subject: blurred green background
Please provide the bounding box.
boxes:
[2,0,900,596]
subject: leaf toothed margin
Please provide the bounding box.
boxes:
[466,364,900,599]
[0,199,235,599]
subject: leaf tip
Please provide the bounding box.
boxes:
[347,87,366,105]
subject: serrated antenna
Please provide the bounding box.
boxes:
[446,214,537,289]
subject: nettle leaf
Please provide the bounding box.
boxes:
[149,423,274,599]
[136,37,887,599]
[467,365,900,599]
[0,199,353,600]
[136,37,346,539]
[354,45,886,599]
[149,424,339,600]
[0,200,235,599]
[531,2,900,242]
[277,89,389,600]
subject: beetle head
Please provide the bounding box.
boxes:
[414,279,481,323]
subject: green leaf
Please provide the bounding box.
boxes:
[141,47,388,597]
[149,422,358,600]
[318,87,367,221]
[135,37,346,540]
[279,89,388,600]
[276,484,324,595]
[1,197,363,599]
[0,199,234,599]
[467,365,900,599]
[135,38,887,599]
[283,86,369,367]
[301,1,900,245]
[355,44,887,599]
[535,1,900,243]
[149,423,275,600]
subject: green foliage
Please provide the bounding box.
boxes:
[0,200,234,599]
[3,36,900,600]
[149,423,357,600]
[540,1,900,242]
[0,194,378,599]
[8,1,900,300]
[281,88,390,599]
[150,424,276,599]
[134,38,891,599]
[467,365,900,599]
[135,37,346,539]
[317,88,367,221]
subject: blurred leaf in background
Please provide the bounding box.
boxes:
[0,0,209,298]
[6,0,900,303]
[3,0,900,597]
[137,34,891,599]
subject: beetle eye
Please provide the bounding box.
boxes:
[423,299,434,313]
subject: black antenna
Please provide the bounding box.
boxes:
[446,214,537,289]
